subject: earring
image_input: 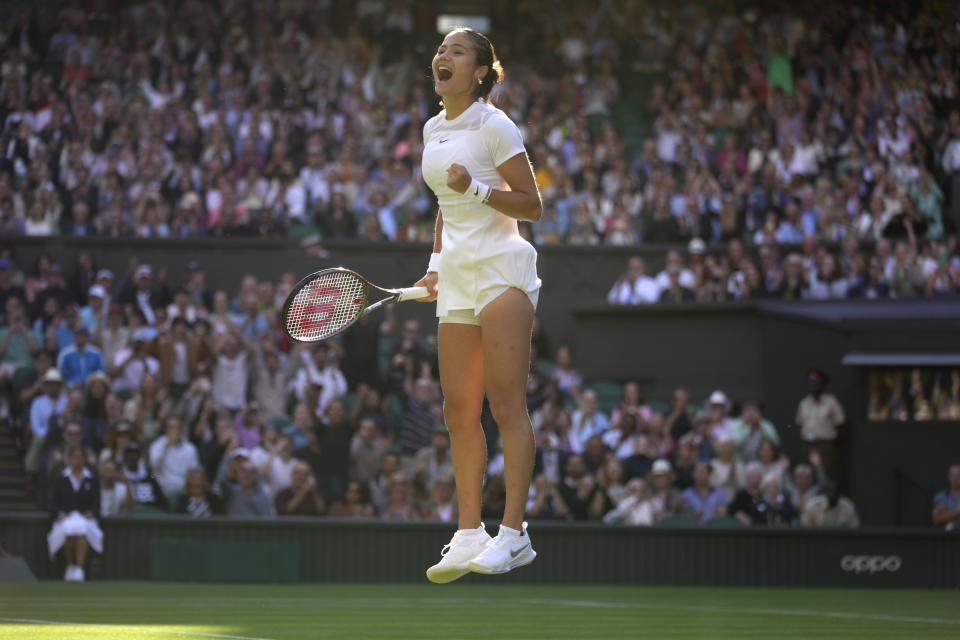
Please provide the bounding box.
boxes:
[478,78,483,85]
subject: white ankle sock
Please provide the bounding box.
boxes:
[457,525,485,536]
[500,524,522,536]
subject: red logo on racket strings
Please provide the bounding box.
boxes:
[296,284,342,334]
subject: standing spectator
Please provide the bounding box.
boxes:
[380,472,419,521]
[293,343,347,417]
[795,368,845,481]
[274,461,326,516]
[148,416,200,500]
[932,464,960,531]
[259,435,298,498]
[728,402,780,462]
[151,316,201,397]
[95,304,130,370]
[705,390,733,444]
[681,461,728,523]
[0,299,42,387]
[116,264,170,327]
[57,327,104,387]
[557,454,599,521]
[802,483,860,529]
[174,469,223,518]
[318,399,352,503]
[47,447,102,582]
[397,376,437,457]
[210,333,251,413]
[349,417,387,485]
[110,329,160,394]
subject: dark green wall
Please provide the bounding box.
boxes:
[2,514,957,587]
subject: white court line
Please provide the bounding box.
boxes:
[0,617,274,640]
[519,598,960,626]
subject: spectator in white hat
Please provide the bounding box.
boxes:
[706,390,733,444]
[25,368,68,483]
[80,285,107,332]
[647,458,683,523]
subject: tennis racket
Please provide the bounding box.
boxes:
[281,267,429,342]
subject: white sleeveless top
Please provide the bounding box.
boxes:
[421,100,541,316]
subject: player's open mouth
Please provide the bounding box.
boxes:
[436,66,453,82]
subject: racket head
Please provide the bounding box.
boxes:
[281,268,370,342]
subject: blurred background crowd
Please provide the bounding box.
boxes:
[1,0,959,540]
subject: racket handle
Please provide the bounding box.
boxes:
[397,286,430,302]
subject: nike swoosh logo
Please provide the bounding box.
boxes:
[509,544,529,558]
[439,139,449,144]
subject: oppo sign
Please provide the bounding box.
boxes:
[840,555,902,574]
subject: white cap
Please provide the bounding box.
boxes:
[688,238,706,254]
[135,264,153,279]
[88,284,107,299]
[651,459,673,476]
[42,368,64,384]
[709,390,728,406]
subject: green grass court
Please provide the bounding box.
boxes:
[1,583,958,639]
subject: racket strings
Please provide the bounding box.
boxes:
[285,270,366,341]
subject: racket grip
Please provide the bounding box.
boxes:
[397,286,430,302]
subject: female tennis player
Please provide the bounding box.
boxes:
[414,28,542,583]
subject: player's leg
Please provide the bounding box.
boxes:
[75,535,88,581]
[426,318,490,583]
[469,288,537,575]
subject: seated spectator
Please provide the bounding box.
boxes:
[802,483,859,529]
[672,434,698,490]
[655,251,696,292]
[681,461,728,523]
[783,452,827,517]
[527,473,570,521]
[645,412,674,461]
[174,468,223,518]
[602,478,654,526]
[932,463,960,531]
[421,474,458,522]
[380,471,419,521]
[664,388,694,440]
[729,462,765,526]
[569,390,610,454]
[121,443,168,514]
[274,461,326,516]
[705,390,733,444]
[318,399,352,502]
[608,381,652,433]
[48,447,102,582]
[601,411,647,461]
[124,372,169,444]
[329,480,377,518]
[727,402,780,462]
[648,459,684,522]
[557,454,601,520]
[396,376,437,457]
[148,416,200,500]
[222,458,276,517]
[412,425,453,505]
[56,327,104,387]
[25,368,67,488]
[607,257,659,304]
[480,472,507,521]
[98,459,133,517]
[368,452,402,513]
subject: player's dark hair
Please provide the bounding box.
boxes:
[445,27,503,102]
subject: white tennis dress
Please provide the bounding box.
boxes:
[421,99,541,318]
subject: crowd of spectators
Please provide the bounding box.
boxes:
[1,250,862,534]
[0,2,957,249]
[608,232,960,304]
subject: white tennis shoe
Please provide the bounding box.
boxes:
[468,521,536,575]
[426,524,491,584]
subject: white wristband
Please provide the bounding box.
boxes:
[427,252,441,273]
[467,178,492,206]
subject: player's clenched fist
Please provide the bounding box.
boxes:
[446,163,471,194]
